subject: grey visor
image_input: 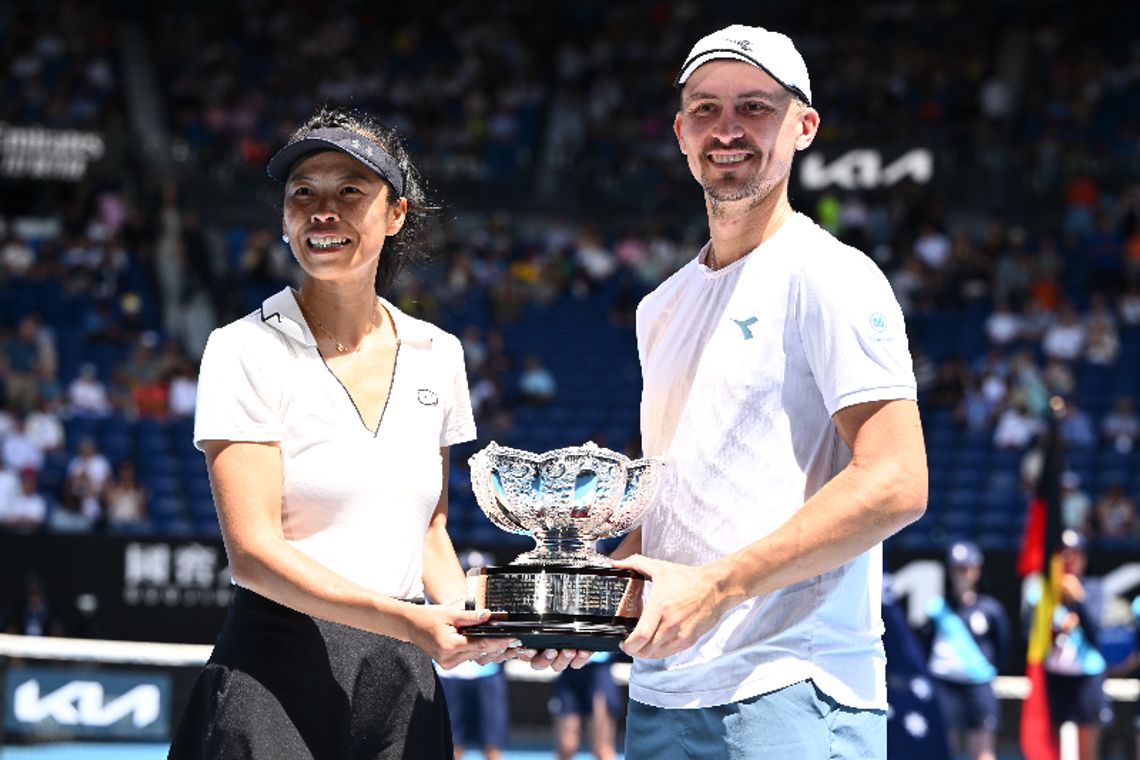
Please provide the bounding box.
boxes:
[266,127,406,197]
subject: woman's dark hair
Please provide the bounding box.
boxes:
[284,106,438,292]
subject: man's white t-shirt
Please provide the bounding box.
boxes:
[633,212,916,711]
[194,287,476,600]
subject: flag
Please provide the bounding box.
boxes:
[882,576,951,760]
[1018,405,1065,760]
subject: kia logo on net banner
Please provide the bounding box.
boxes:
[4,667,171,741]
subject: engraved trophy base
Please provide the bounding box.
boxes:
[462,564,645,651]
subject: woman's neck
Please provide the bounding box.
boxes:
[297,280,385,350]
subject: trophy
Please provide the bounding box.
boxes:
[462,441,664,651]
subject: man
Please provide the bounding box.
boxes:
[608,24,928,759]
[923,541,1010,760]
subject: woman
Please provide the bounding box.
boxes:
[168,107,520,759]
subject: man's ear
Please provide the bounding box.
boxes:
[674,112,687,155]
[794,107,820,151]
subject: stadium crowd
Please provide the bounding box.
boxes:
[1,0,1140,549]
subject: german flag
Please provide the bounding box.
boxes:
[1018,399,1065,760]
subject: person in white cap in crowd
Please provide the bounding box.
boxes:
[922,541,1010,760]
[603,23,927,759]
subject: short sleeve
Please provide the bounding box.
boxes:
[193,323,284,450]
[797,249,917,416]
[439,334,476,447]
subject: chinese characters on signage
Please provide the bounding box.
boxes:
[0,124,106,181]
[123,542,232,608]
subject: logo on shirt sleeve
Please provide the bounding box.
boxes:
[417,389,439,406]
[867,312,898,342]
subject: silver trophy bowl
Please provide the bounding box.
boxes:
[464,441,664,650]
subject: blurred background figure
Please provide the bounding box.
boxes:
[923,541,1010,760]
[1040,530,1112,760]
[436,550,510,760]
[549,650,620,760]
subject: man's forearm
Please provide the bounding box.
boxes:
[610,526,642,561]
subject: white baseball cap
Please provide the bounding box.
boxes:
[675,24,812,106]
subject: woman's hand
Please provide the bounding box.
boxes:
[404,605,521,669]
[516,647,594,672]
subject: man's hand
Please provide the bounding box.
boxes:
[612,554,734,660]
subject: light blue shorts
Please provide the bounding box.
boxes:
[624,679,886,760]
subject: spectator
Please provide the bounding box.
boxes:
[1042,358,1077,397]
[1008,351,1050,418]
[13,575,56,637]
[2,414,45,474]
[67,363,112,417]
[984,299,1023,347]
[928,355,971,410]
[1061,472,1094,533]
[1019,299,1055,345]
[1041,301,1086,361]
[469,370,503,422]
[64,436,111,523]
[1118,279,1140,325]
[49,487,96,533]
[104,460,149,527]
[25,396,65,455]
[122,332,169,419]
[1101,395,1140,453]
[1059,401,1097,450]
[5,469,46,533]
[957,378,996,434]
[914,221,953,272]
[460,325,489,373]
[888,255,929,316]
[992,398,1043,449]
[911,343,939,395]
[0,315,52,412]
[1083,307,1119,365]
[0,231,35,277]
[518,354,558,405]
[167,357,198,418]
[0,461,32,531]
[1092,481,1137,540]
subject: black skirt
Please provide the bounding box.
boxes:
[168,587,453,759]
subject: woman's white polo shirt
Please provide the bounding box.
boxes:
[193,287,476,600]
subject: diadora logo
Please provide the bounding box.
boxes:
[417,389,438,406]
[727,38,752,51]
[869,313,888,332]
[732,317,759,340]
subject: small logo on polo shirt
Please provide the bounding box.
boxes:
[732,316,759,340]
[417,389,438,406]
[869,313,888,332]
